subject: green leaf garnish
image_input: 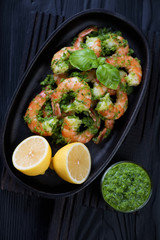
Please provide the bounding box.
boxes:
[69,49,98,71]
[96,63,120,90]
[97,57,106,65]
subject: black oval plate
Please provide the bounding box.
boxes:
[2,9,151,198]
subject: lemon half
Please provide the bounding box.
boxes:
[12,136,52,176]
[52,142,91,184]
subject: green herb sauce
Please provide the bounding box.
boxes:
[40,74,56,89]
[101,162,151,212]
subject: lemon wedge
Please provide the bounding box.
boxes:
[12,135,52,176]
[52,142,91,184]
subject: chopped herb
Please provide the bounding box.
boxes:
[51,119,66,144]
[60,91,76,112]
[24,114,31,124]
[40,75,56,89]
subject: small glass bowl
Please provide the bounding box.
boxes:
[101,161,152,213]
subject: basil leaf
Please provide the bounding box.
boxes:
[69,49,98,71]
[97,57,106,65]
[96,63,120,90]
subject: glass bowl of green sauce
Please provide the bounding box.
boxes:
[101,162,152,213]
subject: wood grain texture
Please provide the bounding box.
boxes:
[1,0,160,240]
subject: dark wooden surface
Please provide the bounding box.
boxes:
[1,1,160,239]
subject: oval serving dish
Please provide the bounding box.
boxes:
[2,9,151,198]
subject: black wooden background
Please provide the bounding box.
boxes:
[0,1,160,239]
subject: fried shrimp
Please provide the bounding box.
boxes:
[101,34,129,56]
[50,77,92,117]
[51,46,80,74]
[74,26,98,48]
[85,36,102,57]
[61,112,100,143]
[86,33,129,58]
[115,36,129,55]
[93,119,114,144]
[83,31,129,57]
[53,73,68,85]
[24,90,58,136]
[106,55,142,86]
[96,88,128,120]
